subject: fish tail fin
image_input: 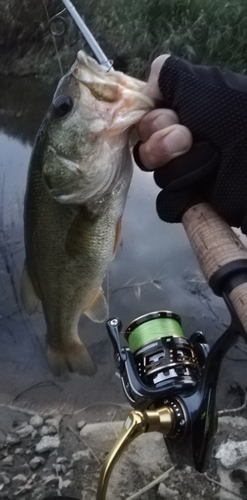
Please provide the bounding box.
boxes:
[47,339,97,376]
[20,261,41,315]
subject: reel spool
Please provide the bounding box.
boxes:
[125,311,202,393]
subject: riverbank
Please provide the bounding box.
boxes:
[1,0,247,84]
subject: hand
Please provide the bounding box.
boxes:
[134,55,247,233]
[136,108,192,169]
[136,54,192,169]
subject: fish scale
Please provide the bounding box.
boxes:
[21,50,154,376]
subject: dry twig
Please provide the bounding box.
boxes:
[0,403,38,416]
[218,387,247,416]
[73,402,130,415]
[67,424,101,466]
[125,466,174,500]
[204,472,245,499]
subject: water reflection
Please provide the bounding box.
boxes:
[0,75,242,413]
[0,75,55,144]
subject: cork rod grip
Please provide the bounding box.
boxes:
[182,203,247,333]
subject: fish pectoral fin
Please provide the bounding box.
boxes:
[65,207,95,258]
[112,218,122,259]
[20,261,41,315]
[84,288,108,323]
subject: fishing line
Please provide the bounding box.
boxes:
[126,316,183,353]
[106,268,110,318]
[41,0,64,77]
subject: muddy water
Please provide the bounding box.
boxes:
[0,75,245,416]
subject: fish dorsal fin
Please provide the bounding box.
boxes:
[84,288,108,323]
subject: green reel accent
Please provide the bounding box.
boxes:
[125,312,184,353]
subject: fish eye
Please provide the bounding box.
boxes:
[53,95,73,117]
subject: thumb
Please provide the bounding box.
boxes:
[143,55,171,101]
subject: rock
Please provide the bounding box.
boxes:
[158,483,179,498]
[219,416,247,428]
[2,456,13,466]
[50,450,58,459]
[71,450,91,463]
[29,456,45,470]
[216,439,247,469]
[231,468,247,483]
[13,484,32,496]
[45,417,61,431]
[64,470,73,479]
[12,474,27,485]
[31,486,44,498]
[44,475,59,487]
[81,491,94,500]
[184,466,192,475]
[52,463,66,474]
[0,473,10,485]
[16,424,34,438]
[35,436,60,453]
[40,425,57,436]
[56,456,68,464]
[19,464,29,475]
[27,474,37,485]
[60,479,72,489]
[77,420,86,430]
[31,430,38,439]
[14,420,28,429]
[44,410,59,419]
[5,433,20,445]
[14,448,24,455]
[30,415,44,428]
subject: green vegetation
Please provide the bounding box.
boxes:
[76,0,247,78]
[2,0,246,81]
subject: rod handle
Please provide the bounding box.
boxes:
[182,203,247,332]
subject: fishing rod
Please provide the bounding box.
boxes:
[49,0,112,71]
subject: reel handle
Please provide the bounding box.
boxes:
[96,407,175,500]
[182,202,247,334]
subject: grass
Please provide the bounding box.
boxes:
[71,0,247,78]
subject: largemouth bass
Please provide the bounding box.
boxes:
[21,51,153,376]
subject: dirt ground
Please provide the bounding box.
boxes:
[0,401,247,500]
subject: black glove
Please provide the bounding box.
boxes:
[135,56,247,233]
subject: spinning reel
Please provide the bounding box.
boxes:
[106,311,214,468]
[96,304,241,500]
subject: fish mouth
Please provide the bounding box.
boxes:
[72,50,154,134]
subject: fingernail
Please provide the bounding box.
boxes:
[164,129,188,155]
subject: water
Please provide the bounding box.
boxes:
[0,75,243,415]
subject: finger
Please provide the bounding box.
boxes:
[136,108,179,142]
[138,124,193,170]
[143,54,171,101]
